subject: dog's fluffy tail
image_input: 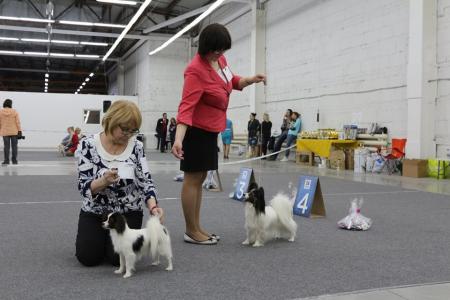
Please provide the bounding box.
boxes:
[146,216,164,259]
[271,193,298,233]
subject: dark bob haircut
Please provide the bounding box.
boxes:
[3,99,12,108]
[198,23,232,56]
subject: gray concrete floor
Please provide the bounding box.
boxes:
[1,149,450,300]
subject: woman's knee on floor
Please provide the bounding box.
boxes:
[76,247,104,267]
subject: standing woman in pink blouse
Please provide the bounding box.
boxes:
[172,24,266,245]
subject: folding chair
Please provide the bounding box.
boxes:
[383,138,407,174]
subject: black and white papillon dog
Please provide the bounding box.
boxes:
[243,182,297,247]
[102,212,173,278]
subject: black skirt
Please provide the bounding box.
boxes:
[180,126,218,172]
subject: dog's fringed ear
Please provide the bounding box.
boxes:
[254,187,266,215]
[248,181,259,191]
[100,211,111,222]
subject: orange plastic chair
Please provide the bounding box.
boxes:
[384,138,407,174]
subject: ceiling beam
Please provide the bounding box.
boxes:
[165,0,182,18]
[0,25,165,40]
[143,0,249,34]
[0,67,94,75]
[25,0,45,19]
[0,52,119,61]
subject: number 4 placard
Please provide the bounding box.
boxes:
[293,176,326,218]
[233,167,256,201]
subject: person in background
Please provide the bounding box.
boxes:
[58,126,74,156]
[280,112,301,162]
[268,109,292,161]
[221,118,233,159]
[156,113,168,153]
[172,23,266,244]
[65,127,81,157]
[0,99,22,165]
[247,113,260,158]
[168,117,177,150]
[75,100,163,267]
[260,113,272,159]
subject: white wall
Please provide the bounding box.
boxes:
[0,91,137,149]
[215,9,252,134]
[112,37,190,149]
[263,0,409,136]
[436,0,450,158]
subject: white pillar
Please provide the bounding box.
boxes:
[406,0,437,158]
[249,0,266,117]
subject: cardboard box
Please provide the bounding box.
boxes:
[344,149,354,170]
[402,159,428,178]
[329,150,345,170]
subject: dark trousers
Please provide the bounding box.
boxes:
[271,131,288,160]
[75,210,143,267]
[159,134,167,152]
[3,136,18,163]
[261,135,270,156]
[284,134,297,158]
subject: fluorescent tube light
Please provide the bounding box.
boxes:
[76,54,100,58]
[59,20,126,28]
[103,0,153,61]
[0,16,54,23]
[24,51,48,56]
[50,53,74,57]
[149,0,225,56]
[97,0,138,5]
[81,42,108,46]
[0,37,19,41]
[21,38,49,43]
[0,50,22,55]
[52,40,79,45]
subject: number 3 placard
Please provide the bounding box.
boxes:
[233,167,256,201]
[293,176,326,218]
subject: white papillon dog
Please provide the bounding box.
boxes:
[102,212,173,278]
[243,182,297,247]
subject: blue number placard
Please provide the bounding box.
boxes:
[293,175,325,217]
[233,167,254,201]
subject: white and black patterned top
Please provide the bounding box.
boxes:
[76,133,158,214]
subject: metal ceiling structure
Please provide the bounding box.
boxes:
[0,0,229,94]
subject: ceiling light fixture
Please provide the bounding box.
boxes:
[59,20,126,28]
[45,73,49,78]
[85,78,90,82]
[0,16,55,23]
[24,51,48,56]
[52,40,79,45]
[89,73,94,77]
[103,0,153,61]
[149,0,225,56]
[50,53,74,57]
[96,0,138,6]
[81,42,108,47]
[21,38,50,43]
[0,37,19,41]
[76,54,100,58]
[0,50,23,55]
